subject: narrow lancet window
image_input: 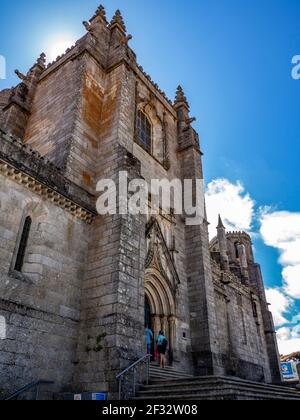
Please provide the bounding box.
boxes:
[14,216,32,272]
[136,111,152,153]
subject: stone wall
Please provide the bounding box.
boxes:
[23,58,83,174]
[0,172,89,397]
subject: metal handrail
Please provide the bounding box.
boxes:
[4,380,54,401]
[116,354,151,400]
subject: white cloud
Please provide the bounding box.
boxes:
[265,289,291,327]
[260,211,300,299]
[277,325,300,355]
[261,211,300,354]
[277,327,292,341]
[283,266,300,299]
[277,339,300,355]
[205,179,300,355]
[205,179,255,239]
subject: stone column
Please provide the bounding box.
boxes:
[161,316,169,338]
[252,264,282,383]
[175,86,220,376]
[74,146,147,397]
[237,244,250,285]
[217,215,230,272]
[152,315,161,341]
[168,315,177,358]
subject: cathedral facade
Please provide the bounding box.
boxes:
[0,6,281,398]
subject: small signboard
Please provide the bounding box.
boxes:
[92,393,107,401]
[64,392,107,401]
[281,362,299,382]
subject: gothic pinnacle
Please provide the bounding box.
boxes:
[96,4,106,16]
[110,9,127,33]
[90,4,108,24]
[37,53,46,68]
[217,214,226,230]
[174,85,189,109]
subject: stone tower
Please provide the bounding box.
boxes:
[0,6,281,399]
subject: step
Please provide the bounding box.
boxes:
[150,370,192,378]
[138,384,300,398]
[149,365,193,381]
[147,375,300,394]
[134,391,300,401]
[134,376,300,401]
[150,365,191,374]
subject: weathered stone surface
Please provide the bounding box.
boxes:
[0,5,281,400]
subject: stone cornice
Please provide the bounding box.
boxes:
[0,130,96,224]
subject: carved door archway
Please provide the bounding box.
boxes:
[145,270,177,361]
[144,217,180,363]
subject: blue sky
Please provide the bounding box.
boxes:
[1,0,300,353]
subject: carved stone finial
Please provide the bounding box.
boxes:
[37,53,46,68]
[217,214,226,230]
[90,4,108,23]
[110,9,127,33]
[174,85,190,109]
[96,5,106,17]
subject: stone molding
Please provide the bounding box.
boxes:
[0,130,96,224]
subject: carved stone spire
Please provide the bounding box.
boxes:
[4,52,46,139]
[174,85,190,110]
[217,215,229,272]
[34,53,46,71]
[110,10,127,34]
[217,214,225,229]
[90,4,108,24]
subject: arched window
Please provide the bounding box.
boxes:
[136,111,152,153]
[14,216,32,272]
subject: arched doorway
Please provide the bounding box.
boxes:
[144,270,177,364]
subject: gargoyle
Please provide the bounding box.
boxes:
[83,21,96,36]
[15,69,27,82]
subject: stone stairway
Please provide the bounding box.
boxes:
[149,363,194,382]
[135,371,300,400]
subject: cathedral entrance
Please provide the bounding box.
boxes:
[145,272,177,365]
[144,217,180,365]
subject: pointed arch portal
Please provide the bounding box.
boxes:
[143,217,180,362]
[144,269,177,359]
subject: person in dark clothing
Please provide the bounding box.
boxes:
[156,331,168,368]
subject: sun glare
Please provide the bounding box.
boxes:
[45,35,77,62]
